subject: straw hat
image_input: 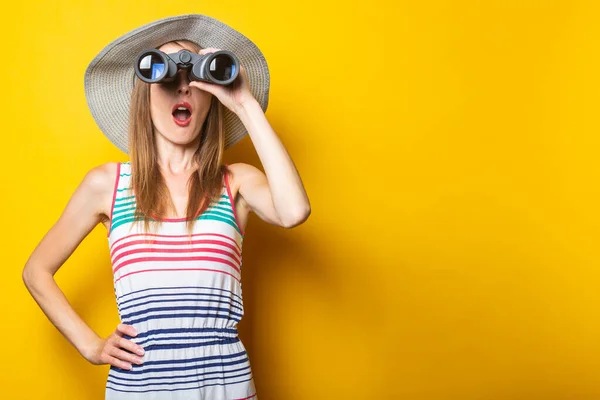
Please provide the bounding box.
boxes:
[84,14,270,154]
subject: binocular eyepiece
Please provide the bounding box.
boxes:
[134,48,240,86]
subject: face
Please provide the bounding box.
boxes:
[149,42,213,148]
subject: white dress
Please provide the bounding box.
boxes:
[105,161,257,400]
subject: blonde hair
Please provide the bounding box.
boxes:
[127,40,230,236]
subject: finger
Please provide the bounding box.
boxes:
[104,354,134,370]
[116,323,137,338]
[110,347,144,365]
[114,335,145,356]
[189,80,215,92]
[199,47,220,55]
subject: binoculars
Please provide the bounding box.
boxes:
[134,48,240,86]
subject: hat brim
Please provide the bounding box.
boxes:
[84,14,270,154]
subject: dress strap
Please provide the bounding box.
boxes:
[108,162,135,236]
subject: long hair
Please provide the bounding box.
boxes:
[127,40,229,236]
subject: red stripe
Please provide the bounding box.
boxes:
[113,256,241,276]
[108,162,121,237]
[115,267,240,283]
[224,167,245,236]
[149,214,189,222]
[233,394,257,400]
[112,247,241,273]
[110,232,240,253]
[111,238,241,260]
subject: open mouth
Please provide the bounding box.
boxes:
[172,102,192,127]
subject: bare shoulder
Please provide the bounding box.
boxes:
[226,162,265,184]
[226,162,266,199]
[84,162,118,186]
[226,163,249,207]
[81,162,119,219]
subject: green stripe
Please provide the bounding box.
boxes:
[111,214,241,235]
[203,209,236,223]
[209,205,234,215]
[112,207,135,217]
[111,217,143,231]
[111,212,138,226]
[197,214,242,235]
[112,203,230,216]
[112,207,233,222]
[115,195,135,202]
[113,201,136,210]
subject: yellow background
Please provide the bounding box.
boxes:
[2,0,600,399]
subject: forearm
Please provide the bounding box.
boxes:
[22,268,101,360]
[236,100,311,222]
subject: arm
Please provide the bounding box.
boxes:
[22,163,116,361]
[233,99,311,228]
[189,54,310,228]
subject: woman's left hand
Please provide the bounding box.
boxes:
[189,48,256,115]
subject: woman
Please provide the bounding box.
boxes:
[22,14,310,399]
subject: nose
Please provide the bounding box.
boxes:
[176,70,191,95]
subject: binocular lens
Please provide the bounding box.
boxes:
[208,54,237,82]
[138,53,166,80]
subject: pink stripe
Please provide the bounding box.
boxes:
[115,267,240,284]
[107,162,121,237]
[233,394,257,400]
[113,255,241,276]
[111,238,241,260]
[112,247,241,273]
[110,232,240,253]
[150,214,189,222]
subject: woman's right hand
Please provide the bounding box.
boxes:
[85,324,145,370]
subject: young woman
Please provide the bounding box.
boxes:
[22,14,310,399]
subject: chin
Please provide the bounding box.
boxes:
[172,133,202,147]
[155,125,201,144]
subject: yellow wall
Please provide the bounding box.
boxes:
[3,0,600,398]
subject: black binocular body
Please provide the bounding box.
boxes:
[134,48,240,86]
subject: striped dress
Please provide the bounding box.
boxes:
[105,161,257,400]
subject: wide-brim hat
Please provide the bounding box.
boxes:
[84,14,270,154]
